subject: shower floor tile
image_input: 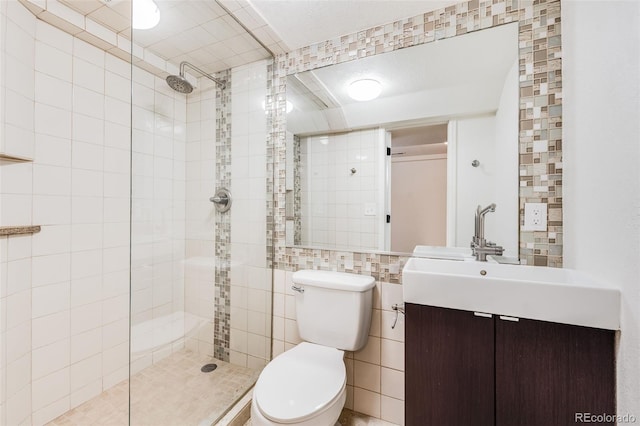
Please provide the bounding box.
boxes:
[47,349,259,426]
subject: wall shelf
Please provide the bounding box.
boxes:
[0,153,33,163]
[0,226,41,236]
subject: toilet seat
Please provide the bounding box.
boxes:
[254,342,346,424]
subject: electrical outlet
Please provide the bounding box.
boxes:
[524,202,547,231]
[364,203,376,216]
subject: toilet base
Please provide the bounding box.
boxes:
[250,386,346,426]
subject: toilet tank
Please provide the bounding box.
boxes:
[292,270,375,351]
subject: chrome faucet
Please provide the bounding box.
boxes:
[471,203,504,261]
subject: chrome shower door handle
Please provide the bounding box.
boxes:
[210,188,232,212]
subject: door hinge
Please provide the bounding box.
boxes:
[386,147,391,156]
[386,214,391,223]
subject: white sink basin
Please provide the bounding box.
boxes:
[402,257,620,330]
[412,245,474,260]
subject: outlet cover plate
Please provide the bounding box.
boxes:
[523,202,547,231]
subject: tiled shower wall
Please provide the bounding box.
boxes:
[184,78,218,357]
[0,5,132,424]
[228,60,272,370]
[267,0,563,423]
[129,67,188,372]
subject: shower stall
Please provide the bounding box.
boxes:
[0,0,273,424]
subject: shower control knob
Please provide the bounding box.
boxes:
[209,188,232,212]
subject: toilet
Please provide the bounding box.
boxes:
[251,270,375,426]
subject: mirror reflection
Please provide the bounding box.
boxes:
[285,23,519,256]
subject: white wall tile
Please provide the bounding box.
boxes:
[33,195,71,225]
[5,385,31,426]
[6,353,31,399]
[35,72,72,110]
[32,281,70,318]
[354,336,381,365]
[32,339,70,380]
[102,317,128,348]
[71,197,103,224]
[35,103,72,139]
[34,133,71,167]
[0,161,32,195]
[73,39,105,68]
[71,223,103,251]
[31,226,71,257]
[354,360,381,393]
[70,354,101,392]
[0,194,32,226]
[73,114,104,147]
[31,253,71,287]
[381,338,404,371]
[70,328,102,363]
[353,387,381,419]
[33,165,72,196]
[36,20,73,53]
[31,367,69,411]
[32,310,70,349]
[5,322,31,364]
[73,59,104,93]
[6,290,31,332]
[35,40,72,81]
[7,258,32,296]
[70,275,102,308]
[70,302,102,336]
[381,367,404,400]
[380,395,404,425]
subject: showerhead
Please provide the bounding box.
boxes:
[165,61,225,94]
[166,74,193,94]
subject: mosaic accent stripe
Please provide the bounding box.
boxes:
[267,0,563,273]
[293,134,302,245]
[214,69,232,361]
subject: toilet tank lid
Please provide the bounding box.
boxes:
[292,270,375,292]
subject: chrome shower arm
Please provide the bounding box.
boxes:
[179,61,226,89]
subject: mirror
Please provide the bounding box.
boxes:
[285,23,519,256]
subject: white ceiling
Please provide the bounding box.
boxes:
[56,0,463,75]
[248,0,459,50]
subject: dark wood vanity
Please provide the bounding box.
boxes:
[405,303,615,426]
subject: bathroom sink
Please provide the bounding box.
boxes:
[402,257,620,330]
[412,245,474,260]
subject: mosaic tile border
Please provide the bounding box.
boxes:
[267,0,563,274]
[293,134,302,245]
[215,69,232,361]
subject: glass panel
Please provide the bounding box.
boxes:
[130,1,272,425]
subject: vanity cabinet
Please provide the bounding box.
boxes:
[405,303,615,426]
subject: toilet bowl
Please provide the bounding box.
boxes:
[251,343,346,426]
[251,270,375,426]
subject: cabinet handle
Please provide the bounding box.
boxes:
[499,315,520,322]
[473,312,493,318]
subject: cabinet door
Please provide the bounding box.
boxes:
[496,317,615,426]
[405,303,495,426]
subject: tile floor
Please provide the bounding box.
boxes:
[47,349,259,426]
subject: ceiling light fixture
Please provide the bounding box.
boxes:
[348,79,382,102]
[133,0,161,30]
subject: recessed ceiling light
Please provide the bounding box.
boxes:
[133,0,160,30]
[348,79,382,102]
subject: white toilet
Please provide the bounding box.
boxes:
[251,270,375,426]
